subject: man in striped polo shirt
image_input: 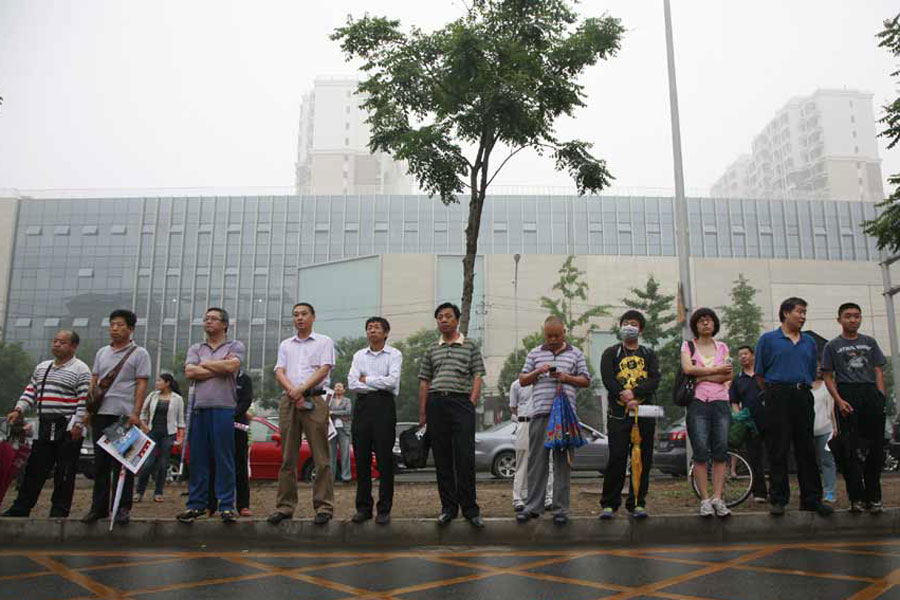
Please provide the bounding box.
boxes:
[418,302,486,528]
[516,316,591,525]
[3,330,91,518]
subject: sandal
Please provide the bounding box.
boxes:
[153,495,164,503]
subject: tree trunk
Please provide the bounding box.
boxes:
[459,187,486,336]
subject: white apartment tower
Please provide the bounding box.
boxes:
[295,78,412,196]
[712,89,884,202]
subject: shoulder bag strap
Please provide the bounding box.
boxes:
[98,344,139,393]
[36,362,53,421]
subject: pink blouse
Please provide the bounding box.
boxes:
[681,339,731,402]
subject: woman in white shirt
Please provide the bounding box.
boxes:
[135,373,185,502]
[812,367,838,503]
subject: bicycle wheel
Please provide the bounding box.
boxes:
[689,451,753,508]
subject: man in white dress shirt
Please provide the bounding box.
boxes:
[267,302,336,526]
[348,317,402,525]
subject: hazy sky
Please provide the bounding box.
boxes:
[0,0,898,197]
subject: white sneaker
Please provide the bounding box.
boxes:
[711,497,731,517]
[699,498,714,517]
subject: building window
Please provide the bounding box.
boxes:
[41,317,59,327]
[850,115,856,123]
[854,146,859,154]
[72,318,89,327]
[53,226,70,236]
[78,268,93,277]
[25,226,41,236]
[15,318,31,327]
[81,225,98,236]
[111,225,127,235]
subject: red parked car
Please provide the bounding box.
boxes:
[173,416,375,482]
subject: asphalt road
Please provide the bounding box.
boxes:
[2,539,898,600]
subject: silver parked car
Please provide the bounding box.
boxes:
[475,420,609,479]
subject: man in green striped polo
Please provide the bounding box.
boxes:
[418,302,486,528]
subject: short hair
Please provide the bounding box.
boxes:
[292,302,315,316]
[619,310,646,330]
[838,302,862,317]
[109,309,137,329]
[365,316,391,334]
[737,345,754,354]
[544,315,565,328]
[689,307,720,338]
[778,297,807,323]
[58,330,80,346]
[434,302,461,319]
[206,307,229,330]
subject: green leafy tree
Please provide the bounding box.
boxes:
[497,331,544,402]
[540,255,610,349]
[614,275,680,416]
[718,274,764,353]
[863,13,900,253]
[332,1,624,335]
[0,342,35,414]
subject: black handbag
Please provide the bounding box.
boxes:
[399,424,430,469]
[672,341,697,408]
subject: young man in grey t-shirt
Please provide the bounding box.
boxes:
[82,309,151,524]
[822,302,888,513]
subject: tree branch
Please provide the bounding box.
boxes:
[486,145,528,188]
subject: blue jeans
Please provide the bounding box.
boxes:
[330,427,352,482]
[187,408,235,512]
[814,432,837,497]
[137,431,175,497]
[687,400,731,463]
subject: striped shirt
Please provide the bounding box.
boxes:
[16,357,91,419]
[348,344,403,396]
[521,343,591,416]
[418,333,485,394]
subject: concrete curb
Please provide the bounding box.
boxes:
[1,509,897,549]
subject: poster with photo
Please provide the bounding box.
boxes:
[96,424,156,475]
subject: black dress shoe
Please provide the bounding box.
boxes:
[801,503,834,517]
[266,511,292,525]
[114,509,131,525]
[1,508,28,518]
[553,514,569,525]
[436,512,455,526]
[351,512,372,523]
[769,504,786,516]
[375,513,391,525]
[313,512,332,525]
[513,504,525,513]
[80,511,107,523]
[516,511,539,523]
[467,515,485,529]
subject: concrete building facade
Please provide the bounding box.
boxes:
[712,89,884,202]
[294,78,412,196]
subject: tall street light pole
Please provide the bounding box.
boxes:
[664,0,693,342]
[664,0,694,473]
[880,253,900,404]
[513,253,521,364]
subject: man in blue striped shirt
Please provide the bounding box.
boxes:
[516,316,591,525]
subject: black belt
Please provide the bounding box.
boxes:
[357,390,394,400]
[517,416,531,423]
[531,413,550,420]
[429,390,468,398]
[767,382,811,391]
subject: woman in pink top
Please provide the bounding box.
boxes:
[681,308,733,518]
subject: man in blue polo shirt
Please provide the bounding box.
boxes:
[755,297,832,517]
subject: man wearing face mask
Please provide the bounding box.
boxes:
[598,310,661,519]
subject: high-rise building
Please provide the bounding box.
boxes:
[294,78,412,196]
[712,89,884,202]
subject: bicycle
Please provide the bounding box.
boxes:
[689,450,754,508]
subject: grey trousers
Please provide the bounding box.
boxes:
[523,414,571,516]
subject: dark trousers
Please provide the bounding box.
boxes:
[207,428,250,513]
[10,434,82,517]
[744,432,768,499]
[352,391,397,516]
[601,414,655,511]
[427,392,479,518]
[837,383,886,504]
[90,413,134,516]
[764,386,822,508]
[136,431,174,498]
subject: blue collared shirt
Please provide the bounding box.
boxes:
[754,328,817,385]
